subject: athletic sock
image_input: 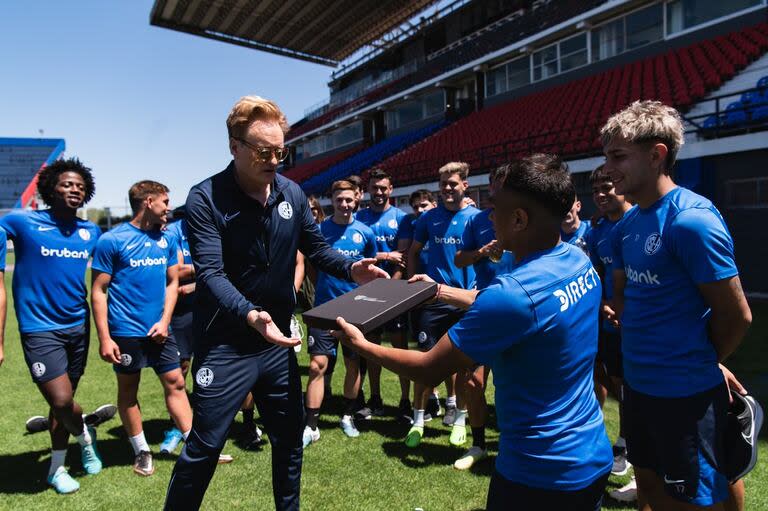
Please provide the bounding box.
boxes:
[343,398,357,417]
[306,408,320,430]
[75,422,92,446]
[49,449,67,478]
[242,408,254,426]
[454,409,467,426]
[472,426,486,449]
[446,395,456,408]
[129,431,150,455]
[413,409,425,428]
[182,430,190,441]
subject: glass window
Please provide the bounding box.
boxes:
[560,33,588,72]
[424,90,445,117]
[667,0,761,34]
[591,18,625,62]
[507,57,531,90]
[533,44,558,81]
[486,66,507,97]
[626,3,663,50]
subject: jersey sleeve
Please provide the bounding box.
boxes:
[91,234,117,275]
[413,213,429,244]
[0,211,22,240]
[667,208,738,283]
[459,215,479,251]
[447,278,536,366]
[584,225,601,270]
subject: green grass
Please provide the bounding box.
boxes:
[0,268,766,510]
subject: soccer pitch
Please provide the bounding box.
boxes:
[0,269,765,510]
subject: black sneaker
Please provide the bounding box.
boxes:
[133,450,154,477]
[368,395,384,416]
[425,396,442,418]
[25,415,49,434]
[442,405,457,426]
[239,424,266,451]
[397,399,413,425]
[84,404,118,428]
[724,391,764,482]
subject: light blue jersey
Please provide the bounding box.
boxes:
[610,187,738,397]
[450,243,612,490]
[314,218,376,306]
[413,204,479,289]
[561,220,591,248]
[459,208,515,289]
[92,223,179,337]
[0,210,100,333]
[166,219,194,310]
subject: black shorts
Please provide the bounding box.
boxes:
[486,470,608,511]
[170,310,195,360]
[112,335,181,375]
[307,328,365,359]
[596,329,622,378]
[624,382,730,506]
[413,301,464,351]
[21,322,90,384]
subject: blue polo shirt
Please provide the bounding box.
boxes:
[314,218,376,306]
[92,223,179,337]
[459,208,515,289]
[609,187,738,397]
[0,210,100,333]
[413,204,479,289]
[449,242,611,490]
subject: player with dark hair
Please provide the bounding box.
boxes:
[334,154,612,509]
[0,157,103,494]
[92,180,191,477]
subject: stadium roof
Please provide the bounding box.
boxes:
[150,0,438,67]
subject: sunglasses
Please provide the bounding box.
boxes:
[234,137,289,163]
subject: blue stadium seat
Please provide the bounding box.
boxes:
[703,114,721,129]
[757,75,768,90]
[724,101,748,126]
[751,105,768,121]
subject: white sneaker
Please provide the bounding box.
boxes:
[609,477,638,503]
[453,446,488,470]
[302,426,320,448]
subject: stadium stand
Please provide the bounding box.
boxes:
[0,138,65,211]
[281,146,363,184]
[372,22,768,187]
[300,120,447,194]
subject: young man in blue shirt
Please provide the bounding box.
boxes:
[406,162,480,448]
[334,154,612,509]
[452,165,515,469]
[303,179,377,446]
[92,180,190,478]
[603,100,752,510]
[561,195,590,250]
[0,158,103,494]
[355,169,410,421]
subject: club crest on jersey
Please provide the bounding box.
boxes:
[307,335,315,347]
[278,201,293,220]
[418,331,428,344]
[644,233,662,255]
[352,232,363,244]
[78,228,91,241]
[31,362,46,378]
[157,237,168,249]
[120,354,133,366]
[196,367,214,387]
[388,219,398,229]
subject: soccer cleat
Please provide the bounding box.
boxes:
[397,399,413,425]
[133,450,154,476]
[302,426,320,448]
[80,427,103,475]
[442,405,457,426]
[84,404,118,428]
[609,477,638,502]
[356,395,384,421]
[449,424,467,446]
[724,391,764,482]
[453,446,488,470]
[354,406,372,421]
[48,466,80,494]
[26,415,49,434]
[217,454,234,464]
[425,396,442,418]
[159,428,184,454]
[611,453,631,476]
[340,416,360,438]
[405,426,423,448]
[240,424,266,450]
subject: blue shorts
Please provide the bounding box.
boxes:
[307,327,362,359]
[624,382,730,506]
[112,335,181,375]
[21,322,90,384]
[170,310,195,360]
[413,301,464,351]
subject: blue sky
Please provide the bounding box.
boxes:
[0,1,332,211]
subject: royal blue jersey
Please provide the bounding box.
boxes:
[356,205,407,274]
[314,218,376,306]
[585,217,618,332]
[610,187,738,397]
[450,243,611,490]
[413,204,479,289]
[166,219,194,310]
[0,228,6,271]
[397,213,429,272]
[561,220,591,248]
[459,208,515,289]
[92,223,179,337]
[0,210,100,333]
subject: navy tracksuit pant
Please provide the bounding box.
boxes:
[164,343,305,510]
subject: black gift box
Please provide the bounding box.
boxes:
[302,278,437,333]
